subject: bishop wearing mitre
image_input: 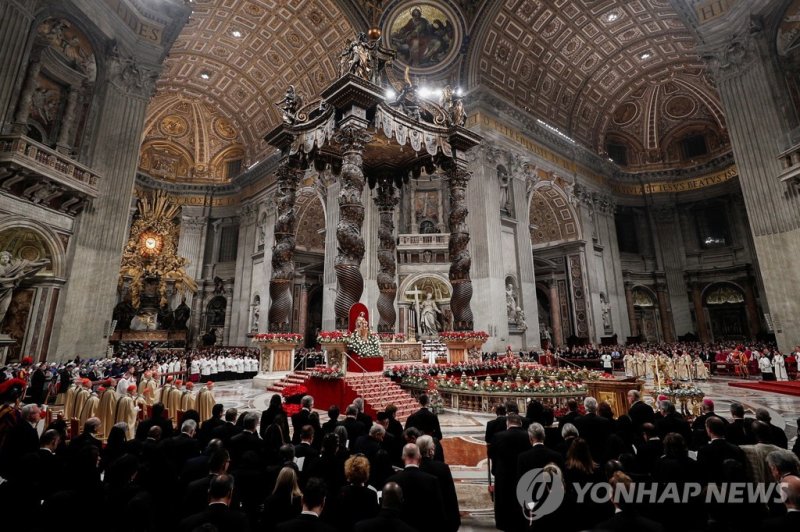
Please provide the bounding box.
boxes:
[115,385,139,440]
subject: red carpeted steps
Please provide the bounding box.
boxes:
[344,373,418,421]
[266,370,310,394]
[266,368,418,422]
[728,380,800,397]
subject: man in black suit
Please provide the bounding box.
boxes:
[15,428,63,512]
[655,400,691,442]
[690,398,728,449]
[354,481,417,532]
[489,413,532,531]
[558,398,581,428]
[291,395,318,444]
[211,408,242,445]
[573,396,613,462]
[760,474,800,531]
[228,412,263,466]
[199,403,225,444]
[755,408,788,449]
[697,416,746,483]
[181,438,225,485]
[635,423,663,473]
[385,443,446,532]
[375,412,402,465]
[294,424,320,488]
[517,422,564,481]
[593,472,663,532]
[182,449,230,516]
[339,404,366,449]
[179,474,250,532]
[485,404,506,451]
[67,417,103,457]
[418,435,460,532]
[384,404,404,441]
[353,424,384,461]
[136,402,174,441]
[726,402,754,446]
[404,393,443,440]
[627,390,655,430]
[162,418,201,472]
[0,403,40,476]
[320,405,340,435]
[275,477,335,532]
[353,397,373,429]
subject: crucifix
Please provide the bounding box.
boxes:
[405,284,424,340]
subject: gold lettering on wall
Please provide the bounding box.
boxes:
[693,0,735,24]
[103,0,163,43]
[609,166,738,195]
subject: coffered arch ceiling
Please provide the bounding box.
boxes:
[147,0,356,169]
[468,0,721,154]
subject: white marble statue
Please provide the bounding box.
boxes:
[0,251,49,323]
[506,283,517,321]
[419,292,442,337]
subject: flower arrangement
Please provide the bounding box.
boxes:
[384,356,522,379]
[345,330,383,358]
[309,366,344,380]
[280,384,308,403]
[253,333,303,344]
[402,374,587,395]
[316,331,346,344]
[438,331,489,342]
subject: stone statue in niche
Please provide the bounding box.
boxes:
[514,307,528,331]
[505,282,517,321]
[0,251,49,325]
[540,324,551,341]
[418,292,442,337]
[174,297,191,330]
[600,291,613,333]
[251,306,260,332]
[498,166,512,213]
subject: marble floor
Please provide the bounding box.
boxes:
[212,374,800,531]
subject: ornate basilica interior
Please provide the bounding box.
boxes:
[3,0,800,362]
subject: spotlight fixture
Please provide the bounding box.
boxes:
[639,52,652,60]
[605,12,619,22]
[199,70,211,80]
[231,30,242,38]
[385,88,397,100]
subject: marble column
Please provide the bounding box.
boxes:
[0,1,34,127]
[374,177,398,333]
[51,57,155,359]
[56,86,80,154]
[649,205,692,336]
[513,174,539,348]
[690,283,710,343]
[546,278,562,347]
[624,282,638,337]
[743,278,761,339]
[231,203,257,343]
[655,282,675,343]
[702,27,800,351]
[297,283,310,338]
[447,164,474,331]
[333,126,371,330]
[322,181,340,331]
[268,161,301,332]
[11,59,41,134]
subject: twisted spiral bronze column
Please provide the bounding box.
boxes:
[448,166,474,330]
[268,162,301,332]
[374,178,398,333]
[334,126,372,329]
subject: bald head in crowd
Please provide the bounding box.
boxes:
[402,443,421,466]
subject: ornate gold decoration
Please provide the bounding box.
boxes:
[159,115,188,136]
[119,191,197,308]
[705,285,745,305]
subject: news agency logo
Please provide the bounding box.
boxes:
[516,468,565,522]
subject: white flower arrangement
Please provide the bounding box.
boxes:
[345,330,383,358]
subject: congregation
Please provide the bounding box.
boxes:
[1,342,800,531]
